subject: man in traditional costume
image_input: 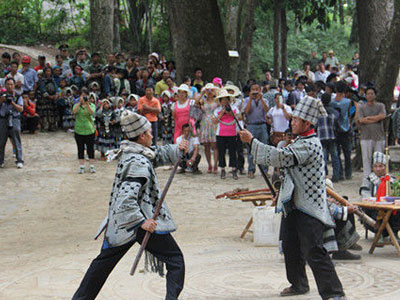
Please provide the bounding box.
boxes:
[326,179,362,260]
[72,110,188,300]
[360,151,400,242]
[239,95,346,300]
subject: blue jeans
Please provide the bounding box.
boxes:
[336,131,352,179]
[247,123,269,173]
[321,139,340,182]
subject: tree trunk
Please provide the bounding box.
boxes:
[375,0,400,114]
[113,0,121,52]
[338,0,345,25]
[90,0,114,56]
[281,5,288,78]
[273,0,281,79]
[167,0,230,83]
[349,10,358,45]
[127,0,146,54]
[237,0,258,84]
[225,1,241,49]
[356,0,394,84]
[224,0,244,82]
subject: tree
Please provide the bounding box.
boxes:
[90,0,114,55]
[236,0,258,83]
[273,0,281,79]
[356,0,394,84]
[167,0,230,83]
[374,0,400,113]
[280,5,288,78]
[113,0,121,52]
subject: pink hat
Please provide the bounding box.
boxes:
[212,77,223,87]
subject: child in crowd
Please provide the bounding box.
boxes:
[62,87,76,131]
[113,97,125,148]
[126,94,138,112]
[161,90,175,145]
[95,99,117,160]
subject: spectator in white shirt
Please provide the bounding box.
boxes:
[315,63,331,83]
[299,61,315,82]
[176,123,202,174]
[266,93,292,146]
[6,61,24,95]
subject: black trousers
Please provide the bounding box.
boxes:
[236,134,245,171]
[22,116,39,133]
[179,151,201,170]
[281,210,344,300]
[72,228,185,300]
[74,133,95,160]
[216,135,237,168]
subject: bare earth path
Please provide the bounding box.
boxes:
[1,132,400,300]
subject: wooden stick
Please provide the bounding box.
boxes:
[130,155,181,276]
[216,188,270,199]
[326,187,377,229]
[229,103,276,197]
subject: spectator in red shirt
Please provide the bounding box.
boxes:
[34,55,50,72]
[22,92,39,134]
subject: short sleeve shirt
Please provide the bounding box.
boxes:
[137,96,161,122]
[357,102,386,141]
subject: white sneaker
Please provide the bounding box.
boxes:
[16,162,23,169]
[0,163,4,168]
[79,166,85,174]
[89,165,96,173]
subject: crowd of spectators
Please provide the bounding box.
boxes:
[0,45,396,184]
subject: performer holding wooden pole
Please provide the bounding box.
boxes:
[239,95,346,300]
[72,110,188,300]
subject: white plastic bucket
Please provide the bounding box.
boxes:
[253,205,280,247]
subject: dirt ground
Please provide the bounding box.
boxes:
[1,132,400,300]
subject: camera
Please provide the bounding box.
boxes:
[83,96,89,102]
[6,95,13,104]
[225,105,231,112]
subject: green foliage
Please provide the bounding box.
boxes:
[251,9,358,79]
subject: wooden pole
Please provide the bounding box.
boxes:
[130,155,181,276]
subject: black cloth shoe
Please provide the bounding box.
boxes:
[232,170,238,180]
[221,169,226,179]
[332,250,361,260]
[348,243,362,251]
[280,286,309,297]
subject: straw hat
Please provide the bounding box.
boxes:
[223,84,241,97]
[201,83,220,94]
[177,84,190,94]
[215,90,235,102]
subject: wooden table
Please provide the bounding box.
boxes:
[227,194,273,238]
[354,202,400,256]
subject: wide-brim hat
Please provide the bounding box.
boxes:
[177,84,190,94]
[201,83,220,94]
[215,90,235,102]
[223,84,241,97]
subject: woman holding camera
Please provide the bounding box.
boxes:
[213,90,239,180]
[73,88,96,174]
